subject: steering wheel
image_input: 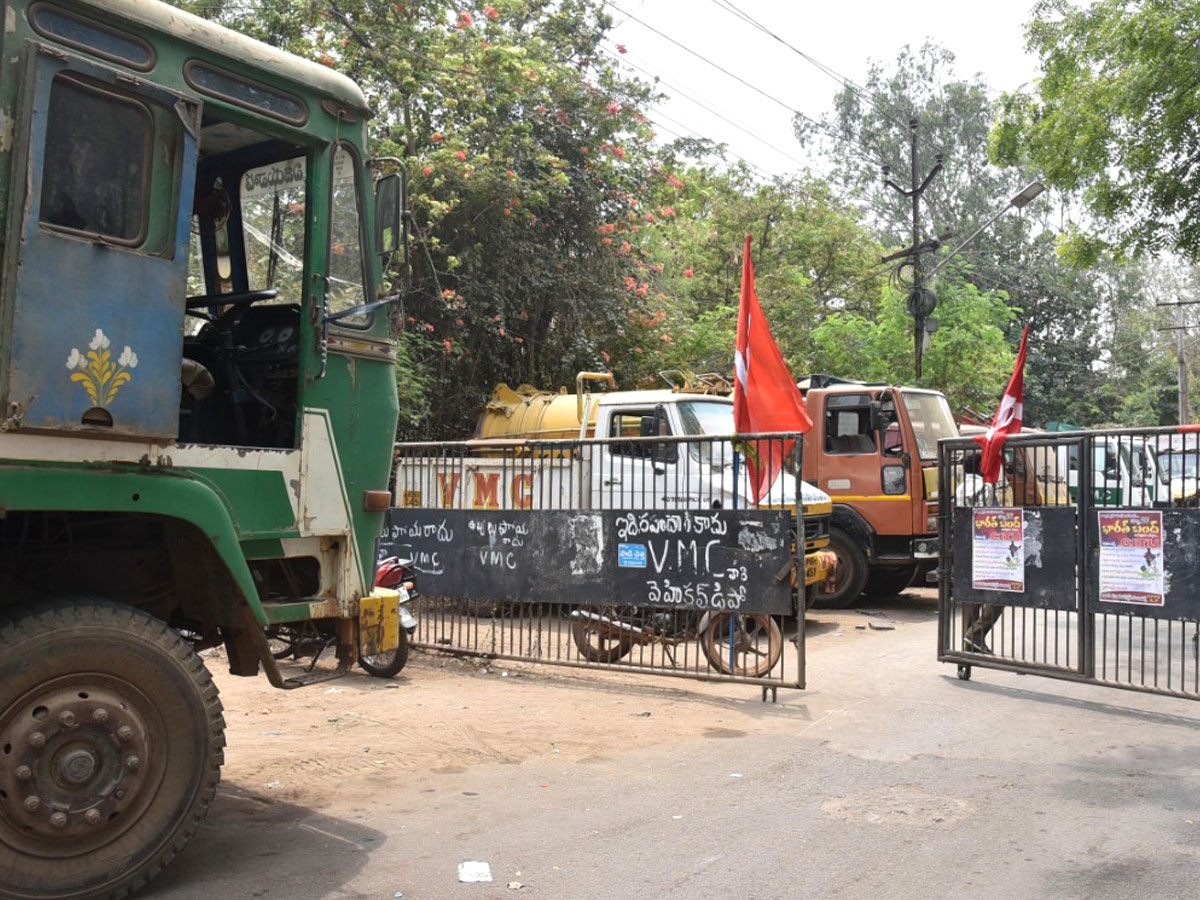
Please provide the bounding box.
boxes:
[186,289,278,311]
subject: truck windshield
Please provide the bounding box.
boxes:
[901,391,958,460]
[1159,452,1198,481]
[676,400,735,436]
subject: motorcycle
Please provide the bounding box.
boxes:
[267,556,418,678]
[569,605,783,677]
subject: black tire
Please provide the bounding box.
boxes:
[811,529,869,609]
[865,566,916,597]
[0,600,224,900]
[358,629,410,678]
[266,624,300,660]
[701,612,783,677]
[570,607,633,663]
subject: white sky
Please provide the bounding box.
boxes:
[606,0,1043,179]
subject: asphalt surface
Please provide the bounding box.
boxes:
[148,592,1200,900]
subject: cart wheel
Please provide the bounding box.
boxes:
[957,663,972,681]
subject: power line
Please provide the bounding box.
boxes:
[707,0,911,134]
[602,1,887,172]
[599,46,812,172]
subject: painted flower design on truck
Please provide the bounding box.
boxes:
[66,329,137,407]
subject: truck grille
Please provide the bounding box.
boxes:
[804,513,830,549]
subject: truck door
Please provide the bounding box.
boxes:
[2,49,199,439]
[819,392,910,537]
[592,405,697,510]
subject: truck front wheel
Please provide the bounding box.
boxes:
[811,529,868,609]
[0,600,225,900]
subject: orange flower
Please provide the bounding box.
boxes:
[607,101,620,115]
[422,165,433,177]
[455,150,467,161]
[683,268,694,278]
[431,132,443,142]
[457,11,473,27]
[485,5,499,19]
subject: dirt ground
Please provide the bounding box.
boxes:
[204,599,928,813]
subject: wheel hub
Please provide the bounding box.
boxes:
[1,682,153,851]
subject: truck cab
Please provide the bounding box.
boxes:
[799,377,958,606]
[0,3,402,897]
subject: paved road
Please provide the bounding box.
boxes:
[149,593,1200,900]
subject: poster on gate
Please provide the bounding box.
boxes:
[1098,511,1165,607]
[971,508,1025,592]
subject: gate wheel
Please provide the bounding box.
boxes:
[0,600,225,900]
[957,663,972,681]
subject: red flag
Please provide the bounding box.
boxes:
[733,235,812,504]
[974,325,1030,484]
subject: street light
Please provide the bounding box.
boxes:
[926,181,1045,281]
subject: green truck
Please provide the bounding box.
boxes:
[0,2,404,897]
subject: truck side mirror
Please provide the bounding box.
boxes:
[375,171,404,256]
[868,400,883,433]
[652,405,675,464]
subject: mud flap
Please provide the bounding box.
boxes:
[359,588,401,658]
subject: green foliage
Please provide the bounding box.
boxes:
[179,0,666,438]
[992,0,1200,262]
[809,282,1017,414]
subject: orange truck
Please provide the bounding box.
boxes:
[798,375,959,606]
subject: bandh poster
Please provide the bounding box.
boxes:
[1098,511,1165,607]
[971,508,1025,592]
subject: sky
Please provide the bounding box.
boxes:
[605,0,1043,179]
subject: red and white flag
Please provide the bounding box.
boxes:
[733,235,812,504]
[974,325,1030,484]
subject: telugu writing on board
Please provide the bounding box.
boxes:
[613,511,778,612]
[1098,510,1165,606]
[971,508,1025,593]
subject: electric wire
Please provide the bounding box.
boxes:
[601,1,890,171]
[599,46,812,172]
[707,0,913,134]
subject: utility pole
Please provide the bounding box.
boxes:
[883,117,943,380]
[1156,298,1199,424]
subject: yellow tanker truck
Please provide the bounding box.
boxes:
[395,372,835,589]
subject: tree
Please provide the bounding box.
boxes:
[177,0,669,438]
[991,0,1200,263]
[809,281,1017,415]
[800,41,1117,423]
